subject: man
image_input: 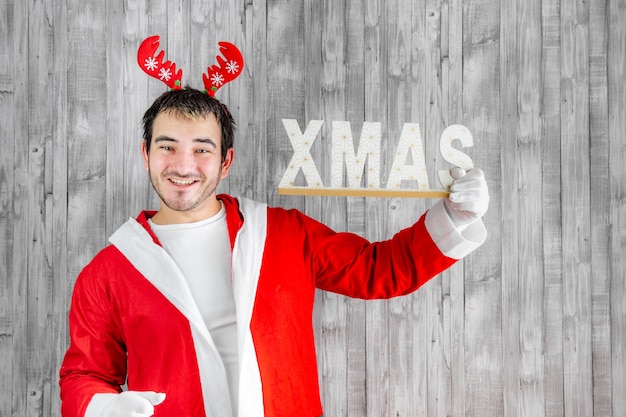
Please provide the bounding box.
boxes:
[59,88,489,417]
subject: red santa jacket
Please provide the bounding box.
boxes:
[59,194,485,417]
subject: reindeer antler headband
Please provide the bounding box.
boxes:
[137,35,244,97]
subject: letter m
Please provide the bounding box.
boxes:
[330,121,381,188]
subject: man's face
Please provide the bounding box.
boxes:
[143,111,234,224]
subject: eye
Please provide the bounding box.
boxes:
[160,145,174,151]
[196,148,216,154]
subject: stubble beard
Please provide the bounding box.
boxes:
[149,166,223,213]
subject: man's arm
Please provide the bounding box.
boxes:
[59,258,128,417]
[309,168,489,299]
[60,256,168,417]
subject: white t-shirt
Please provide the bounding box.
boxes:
[149,205,239,415]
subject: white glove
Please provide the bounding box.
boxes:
[443,167,489,231]
[101,391,166,417]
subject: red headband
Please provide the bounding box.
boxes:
[137,35,244,97]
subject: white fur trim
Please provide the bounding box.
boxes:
[425,200,487,260]
[231,197,267,416]
[109,220,232,417]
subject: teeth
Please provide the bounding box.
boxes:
[170,178,195,185]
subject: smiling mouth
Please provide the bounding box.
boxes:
[169,178,197,186]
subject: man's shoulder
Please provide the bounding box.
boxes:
[82,243,129,273]
[216,193,324,228]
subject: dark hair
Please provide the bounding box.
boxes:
[141,87,236,161]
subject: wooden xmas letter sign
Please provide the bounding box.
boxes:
[277,120,474,198]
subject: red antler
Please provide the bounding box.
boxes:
[137,35,183,90]
[202,42,244,97]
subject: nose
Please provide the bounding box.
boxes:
[169,150,197,176]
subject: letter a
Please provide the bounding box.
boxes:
[386,123,430,190]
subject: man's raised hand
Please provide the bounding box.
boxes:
[443,167,489,231]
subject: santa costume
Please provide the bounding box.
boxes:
[59,194,486,417]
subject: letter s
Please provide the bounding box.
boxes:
[438,124,474,188]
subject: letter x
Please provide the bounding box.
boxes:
[278,119,324,188]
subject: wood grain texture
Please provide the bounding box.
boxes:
[499,0,521,415]
[318,1,351,415]
[4,1,28,416]
[0,2,16,417]
[463,0,503,415]
[561,1,593,416]
[1,0,625,416]
[444,1,466,416]
[518,1,545,415]
[363,1,392,416]
[607,1,626,416]
[541,0,565,415]
[588,2,612,417]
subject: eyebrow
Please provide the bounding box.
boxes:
[153,136,218,148]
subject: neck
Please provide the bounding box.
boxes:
[151,198,222,225]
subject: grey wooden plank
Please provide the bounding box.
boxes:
[500,0,521,415]
[445,0,467,415]
[422,1,449,416]
[105,0,126,237]
[26,0,68,415]
[540,0,565,415]
[517,1,547,416]
[363,0,391,415]
[9,0,29,415]
[318,0,350,414]
[463,0,504,415]
[0,0,19,415]
[588,1,613,416]
[343,2,368,416]
[50,1,69,414]
[607,1,626,416]
[560,0,593,415]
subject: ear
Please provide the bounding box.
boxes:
[142,141,150,171]
[220,148,235,179]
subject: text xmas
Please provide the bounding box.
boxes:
[278,120,475,198]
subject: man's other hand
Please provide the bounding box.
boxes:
[101,391,166,417]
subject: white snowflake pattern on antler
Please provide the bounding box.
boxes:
[144,57,159,72]
[159,68,172,81]
[226,60,240,74]
[211,73,225,86]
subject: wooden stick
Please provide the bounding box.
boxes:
[277,186,450,199]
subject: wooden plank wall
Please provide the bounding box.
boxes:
[0,0,624,416]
